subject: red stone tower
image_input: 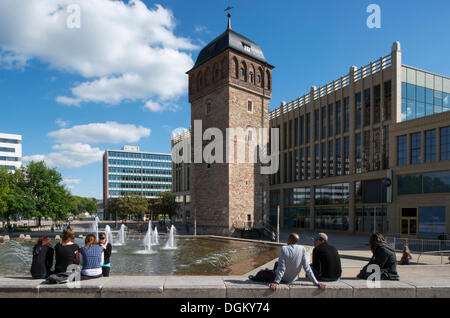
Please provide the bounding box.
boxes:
[187,14,274,235]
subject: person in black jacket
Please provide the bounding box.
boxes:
[54,229,79,274]
[30,237,54,279]
[357,232,400,280]
[98,232,112,277]
[311,233,342,281]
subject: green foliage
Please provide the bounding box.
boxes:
[108,194,148,221]
[69,196,97,215]
[0,161,72,224]
[152,191,178,220]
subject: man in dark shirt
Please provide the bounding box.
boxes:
[311,233,342,282]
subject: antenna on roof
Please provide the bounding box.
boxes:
[225,0,233,29]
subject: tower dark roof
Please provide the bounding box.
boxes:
[192,19,270,69]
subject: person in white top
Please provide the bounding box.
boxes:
[269,233,326,292]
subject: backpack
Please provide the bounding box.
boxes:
[45,272,75,284]
[250,269,276,283]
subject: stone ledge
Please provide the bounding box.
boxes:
[0,276,449,298]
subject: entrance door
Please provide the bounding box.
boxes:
[400,208,418,237]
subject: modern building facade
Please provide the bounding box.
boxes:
[103,146,172,219]
[0,132,22,171]
[172,21,450,238]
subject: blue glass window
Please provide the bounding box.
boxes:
[425,130,436,162]
[397,135,407,166]
[355,93,362,129]
[410,133,421,164]
[441,126,450,160]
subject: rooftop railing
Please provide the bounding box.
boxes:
[171,130,191,145]
[269,53,392,120]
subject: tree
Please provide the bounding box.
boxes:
[25,161,71,226]
[153,192,178,222]
[68,196,97,216]
[109,195,148,222]
[0,167,11,220]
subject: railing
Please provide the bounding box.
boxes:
[171,129,191,146]
[385,236,450,264]
[269,53,392,120]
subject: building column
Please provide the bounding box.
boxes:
[348,181,355,233]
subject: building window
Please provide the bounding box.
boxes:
[314,109,320,141]
[355,92,362,129]
[344,136,350,175]
[336,138,342,176]
[441,126,450,160]
[306,113,311,143]
[336,101,341,135]
[294,118,299,147]
[397,135,407,166]
[384,80,392,120]
[257,75,261,84]
[374,85,381,124]
[355,133,362,173]
[248,100,253,113]
[283,123,288,150]
[321,142,327,177]
[344,97,350,132]
[249,72,254,83]
[300,116,304,145]
[328,103,334,137]
[321,107,326,139]
[425,130,436,162]
[306,146,311,180]
[328,140,334,177]
[315,144,320,179]
[300,148,305,181]
[364,88,371,127]
[410,133,421,164]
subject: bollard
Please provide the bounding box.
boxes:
[55,235,61,240]
[25,235,31,240]
[3,235,10,241]
[19,234,25,240]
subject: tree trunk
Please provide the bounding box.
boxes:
[38,216,41,227]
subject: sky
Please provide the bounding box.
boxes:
[0,0,449,199]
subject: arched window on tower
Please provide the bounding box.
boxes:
[241,62,247,82]
[258,67,264,88]
[205,67,211,87]
[221,58,227,79]
[250,65,255,84]
[266,70,271,90]
[233,57,239,79]
[198,72,203,91]
[213,63,219,82]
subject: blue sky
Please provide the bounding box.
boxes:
[1,0,449,199]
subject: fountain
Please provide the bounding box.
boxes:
[118,224,126,245]
[90,216,100,241]
[152,226,159,245]
[163,225,177,250]
[104,225,113,246]
[137,221,155,254]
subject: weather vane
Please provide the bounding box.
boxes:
[224,0,233,12]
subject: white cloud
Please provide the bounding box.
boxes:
[55,118,69,128]
[0,0,196,111]
[48,121,151,144]
[23,143,103,169]
[144,100,164,112]
[62,178,81,185]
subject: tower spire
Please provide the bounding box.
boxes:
[227,13,232,29]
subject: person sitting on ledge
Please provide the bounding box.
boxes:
[76,234,104,280]
[399,244,412,265]
[357,232,400,280]
[269,233,326,292]
[54,229,79,274]
[30,237,54,279]
[310,233,342,282]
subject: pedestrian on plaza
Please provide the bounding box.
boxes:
[54,229,79,274]
[267,233,326,292]
[30,237,54,279]
[399,244,412,265]
[270,231,277,242]
[98,232,112,277]
[76,234,104,280]
[310,233,342,281]
[357,232,399,280]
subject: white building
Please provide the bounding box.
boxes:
[0,132,22,171]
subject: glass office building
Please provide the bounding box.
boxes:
[0,132,22,171]
[103,146,172,219]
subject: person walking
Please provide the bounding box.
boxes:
[30,237,54,279]
[310,233,342,281]
[269,233,326,292]
[98,233,112,277]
